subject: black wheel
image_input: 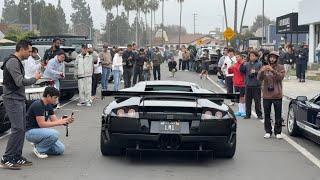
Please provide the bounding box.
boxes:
[287,105,300,136]
[215,135,236,158]
[100,131,122,156]
[60,91,75,101]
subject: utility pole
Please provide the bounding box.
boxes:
[193,13,197,35]
[262,0,265,45]
[29,0,32,31]
[234,0,238,33]
[162,0,164,46]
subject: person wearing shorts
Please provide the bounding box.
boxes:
[228,51,246,117]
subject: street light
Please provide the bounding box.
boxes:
[73,23,92,40]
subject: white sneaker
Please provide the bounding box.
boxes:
[264,133,271,139]
[276,134,283,139]
[33,148,48,159]
[86,102,92,107]
[77,103,85,106]
[228,102,235,106]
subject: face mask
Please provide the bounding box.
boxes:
[55,45,60,49]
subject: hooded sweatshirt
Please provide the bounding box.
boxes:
[257,63,285,99]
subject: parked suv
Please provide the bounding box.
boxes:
[0,45,78,100]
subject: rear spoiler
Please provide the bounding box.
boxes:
[101,91,239,101]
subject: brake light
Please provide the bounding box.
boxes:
[117,109,125,117]
[201,110,224,120]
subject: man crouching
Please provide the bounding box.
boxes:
[25,87,75,158]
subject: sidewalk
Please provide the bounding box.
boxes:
[283,76,320,100]
[208,75,319,100]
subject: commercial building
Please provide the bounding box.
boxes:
[299,0,320,63]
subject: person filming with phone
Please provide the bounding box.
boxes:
[25,87,75,159]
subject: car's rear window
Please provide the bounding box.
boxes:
[145,85,193,92]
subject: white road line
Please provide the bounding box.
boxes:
[60,97,80,108]
[208,76,320,169]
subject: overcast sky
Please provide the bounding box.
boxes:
[0,0,301,33]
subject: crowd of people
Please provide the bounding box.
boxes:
[217,43,309,140]
[0,36,310,169]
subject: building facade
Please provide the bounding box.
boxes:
[299,0,320,63]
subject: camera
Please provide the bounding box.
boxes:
[267,86,274,92]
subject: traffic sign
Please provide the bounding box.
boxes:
[224,28,236,40]
[196,39,204,45]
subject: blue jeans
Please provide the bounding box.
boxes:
[113,70,121,91]
[101,67,112,90]
[26,128,65,155]
[54,79,60,90]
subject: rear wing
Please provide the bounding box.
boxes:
[101,91,239,101]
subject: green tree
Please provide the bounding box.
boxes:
[251,15,275,33]
[56,0,69,33]
[39,4,60,35]
[5,27,37,41]
[71,0,93,38]
[1,0,19,23]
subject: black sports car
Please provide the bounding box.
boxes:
[100,81,239,158]
[287,95,320,144]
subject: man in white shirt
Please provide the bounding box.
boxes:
[223,48,236,105]
[24,47,43,79]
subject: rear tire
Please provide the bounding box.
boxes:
[215,135,236,158]
[100,131,122,156]
[287,105,300,136]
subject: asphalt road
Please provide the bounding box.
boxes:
[0,66,319,180]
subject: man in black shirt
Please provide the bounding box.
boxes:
[43,38,61,64]
[122,44,136,88]
[25,87,74,159]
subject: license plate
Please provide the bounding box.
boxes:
[159,121,181,132]
[27,93,42,100]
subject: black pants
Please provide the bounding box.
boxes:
[296,63,306,80]
[245,86,262,117]
[91,73,101,96]
[182,61,189,70]
[3,98,26,159]
[263,99,282,135]
[179,59,182,70]
[225,76,234,94]
[153,65,161,80]
[123,67,133,88]
[133,65,144,85]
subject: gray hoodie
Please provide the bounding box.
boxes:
[2,56,37,100]
[240,60,262,87]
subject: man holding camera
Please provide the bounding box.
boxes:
[258,51,285,139]
[240,51,263,119]
[25,87,75,159]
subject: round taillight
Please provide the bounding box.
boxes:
[127,109,137,117]
[117,109,125,116]
[215,111,223,119]
[202,111,213,119]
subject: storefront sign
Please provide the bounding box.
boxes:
[276,13,309,34]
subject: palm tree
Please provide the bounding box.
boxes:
[177,0,184,47]
[122,0,135,21]
[148,0,159,47]
[101,0,115,43]
[134,0,147,45]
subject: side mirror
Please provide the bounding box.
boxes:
[296,96,308,102]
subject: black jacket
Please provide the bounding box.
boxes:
[122,50,136,68]
[240,60,262,87]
